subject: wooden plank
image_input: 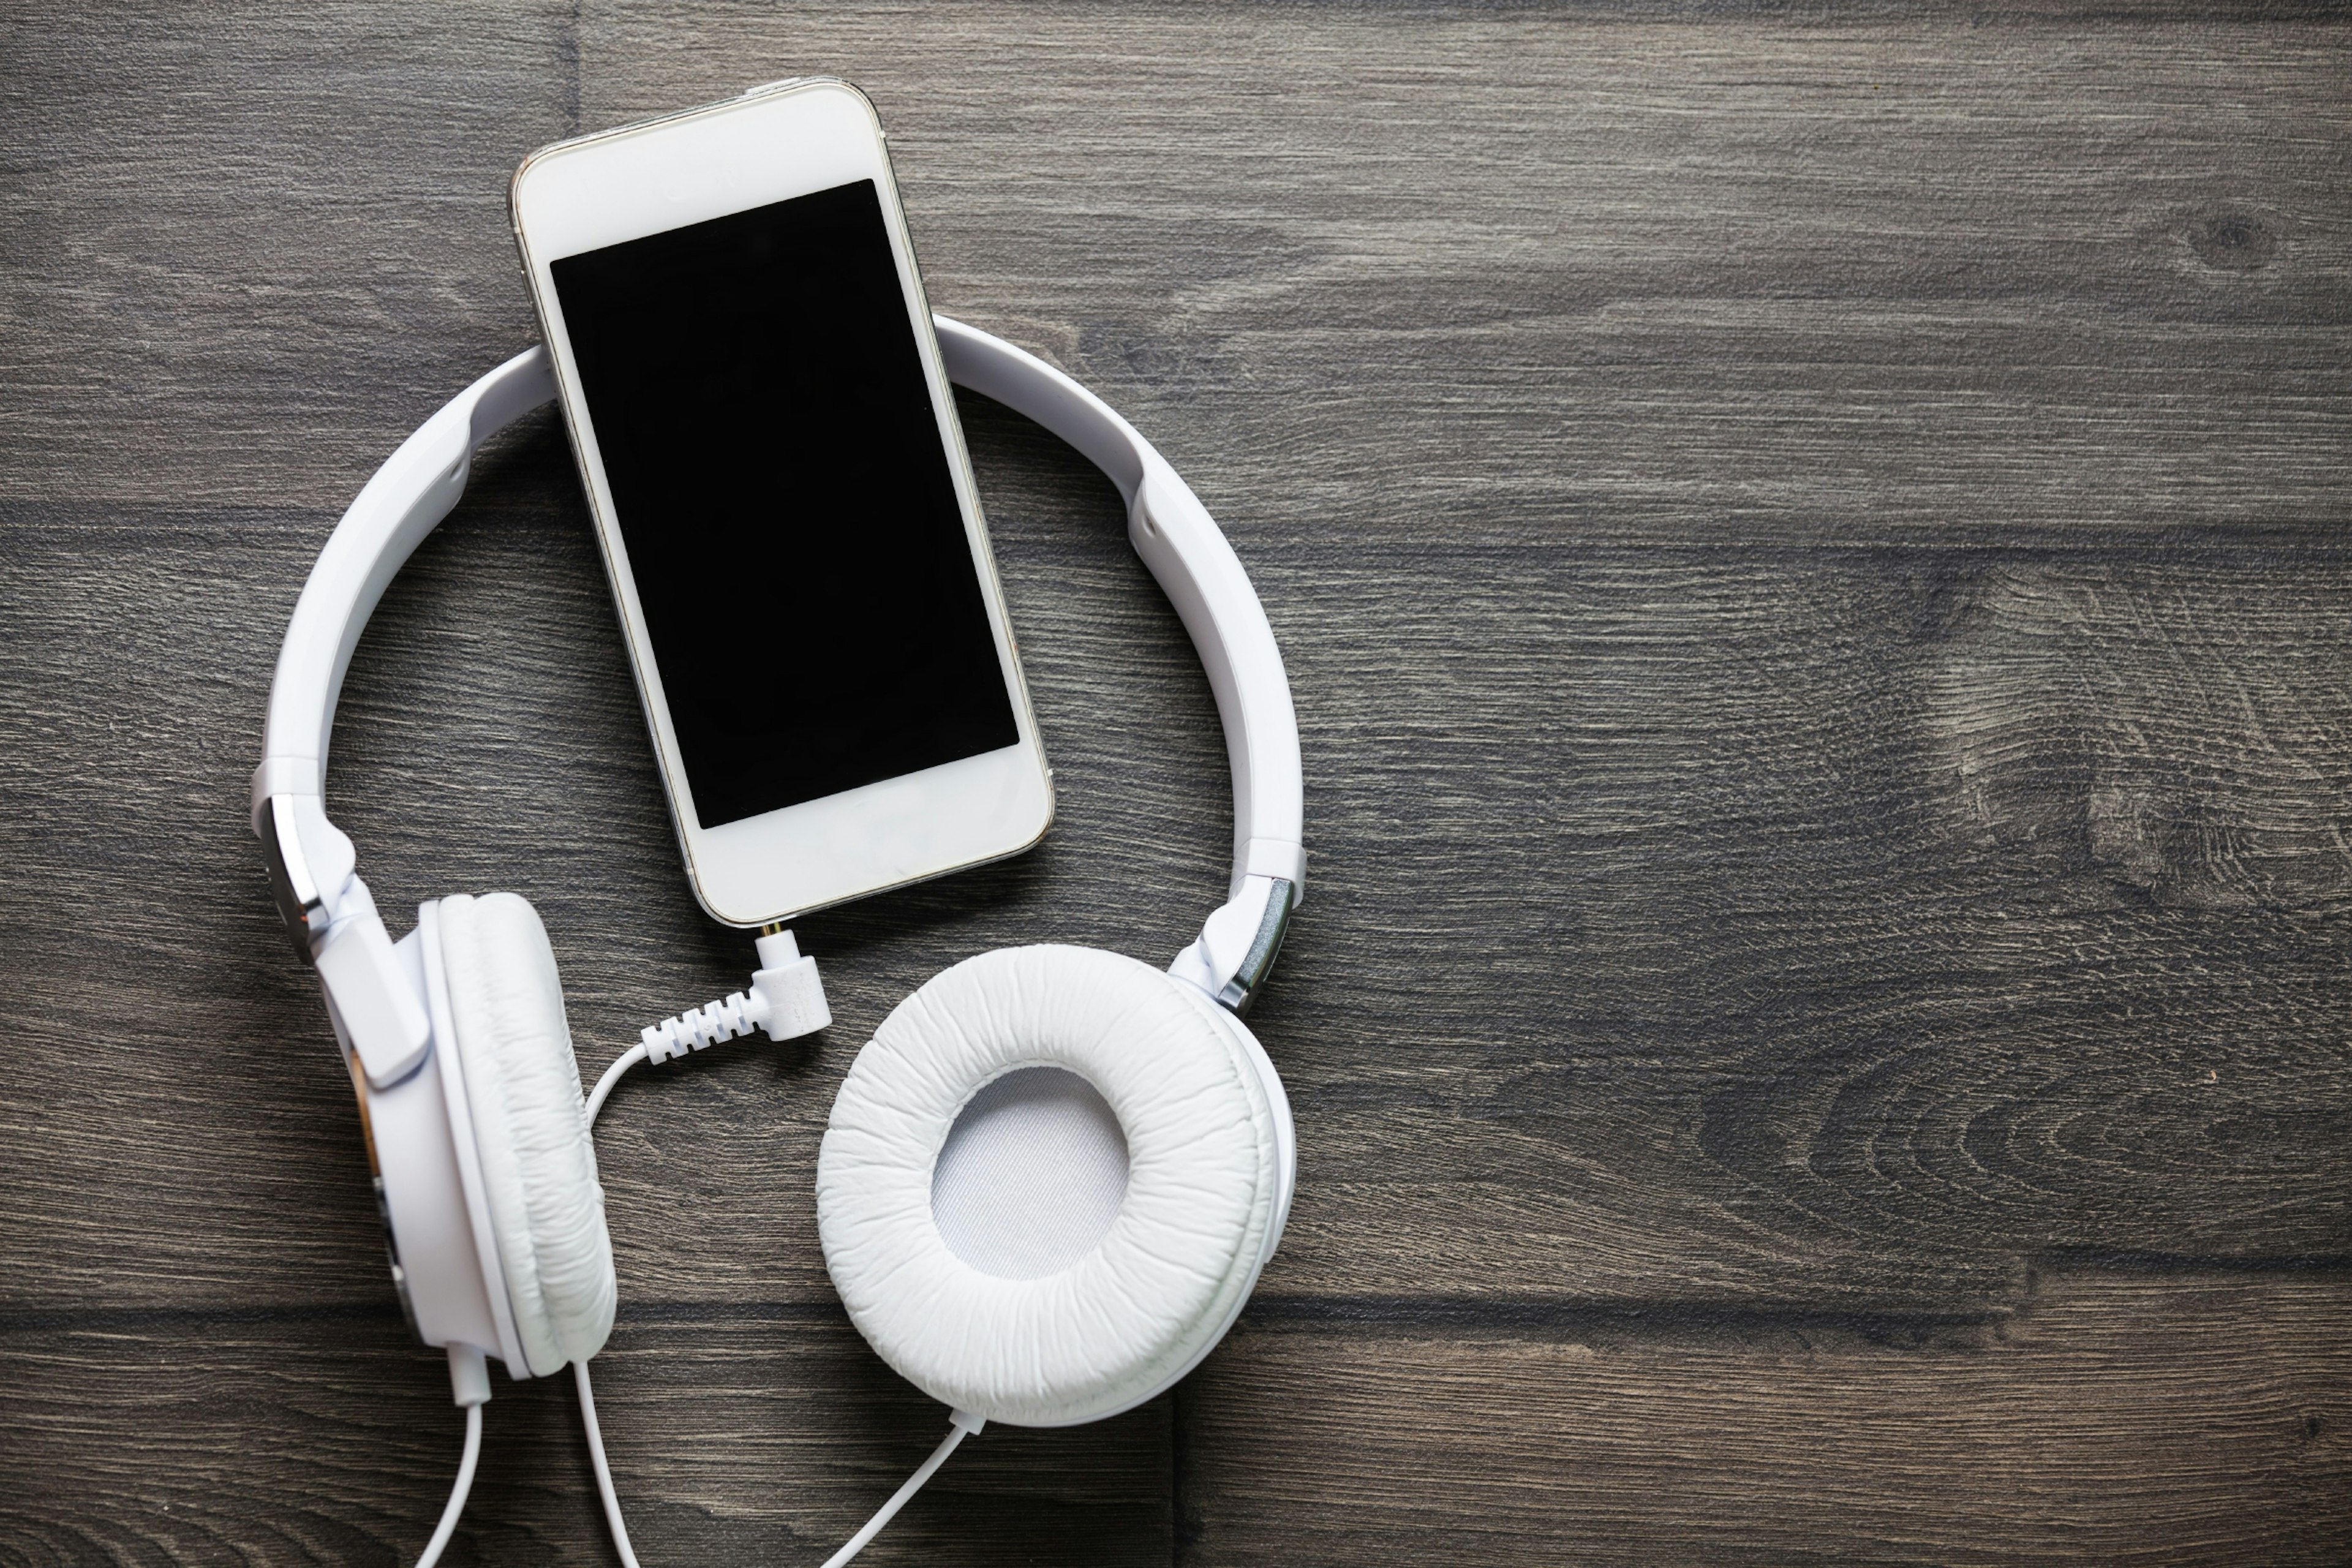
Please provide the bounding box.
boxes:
[1257,532,2352,1308]
[0,1,575,506]
[1180,1264,2352,1563]
[0,1310,1172,1564]
[4,5,2346,538]
[599,5,2352,541]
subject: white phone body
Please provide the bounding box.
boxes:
[510,80,1052,927]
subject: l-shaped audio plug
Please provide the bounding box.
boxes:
[640,927,831,1064]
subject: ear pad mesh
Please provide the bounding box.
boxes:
[816,945,1282,1428]
[931,1065,1131,1279]
[437,892,616,1376]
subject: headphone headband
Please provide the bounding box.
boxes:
[255,315,1304,1084]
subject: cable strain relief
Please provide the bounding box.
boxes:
[949,1408,986,1436]
[446,1343,491,1408]
[640,991,756,1065]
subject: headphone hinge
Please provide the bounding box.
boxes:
[259,793,332,962]
[1215,877,1296,1017]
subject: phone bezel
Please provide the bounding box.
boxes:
[511,79,1053,928]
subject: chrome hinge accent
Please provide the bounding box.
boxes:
[259,794,330,962]
[1216,878,1296,1017]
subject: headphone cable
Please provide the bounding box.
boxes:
[819,1414,982,1568]
[574,1026,982,1567]
[574,1358,643,1568]
[413,1400,482,1568]
[586,1041,649,1124]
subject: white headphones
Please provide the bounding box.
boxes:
[256,316,1305,1528]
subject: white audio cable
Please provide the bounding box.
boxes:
[574,1357,643,1568]
[576,1340,979,1568]
[572,930,981,1566]
[818,1411,986,1568]
[413,1345,490,1568]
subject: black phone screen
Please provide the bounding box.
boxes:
[550,178,1019,830]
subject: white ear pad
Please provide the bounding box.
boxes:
[436,891,616,1377]
[817,945,1286,1427]
[1169,980,1297,1256]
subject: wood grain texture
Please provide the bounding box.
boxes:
[2,1311,1172,1564]
[1183,1265,2352,1565]
[2,2,2348,1562]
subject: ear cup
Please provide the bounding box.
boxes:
[816,945,1284,1427]
[437,891,616,1376]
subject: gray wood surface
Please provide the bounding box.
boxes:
[3,2,2348,1562]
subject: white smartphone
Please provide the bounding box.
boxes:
[510,79,1052,927]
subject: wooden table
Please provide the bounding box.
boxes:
[4,4,2346,1561]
